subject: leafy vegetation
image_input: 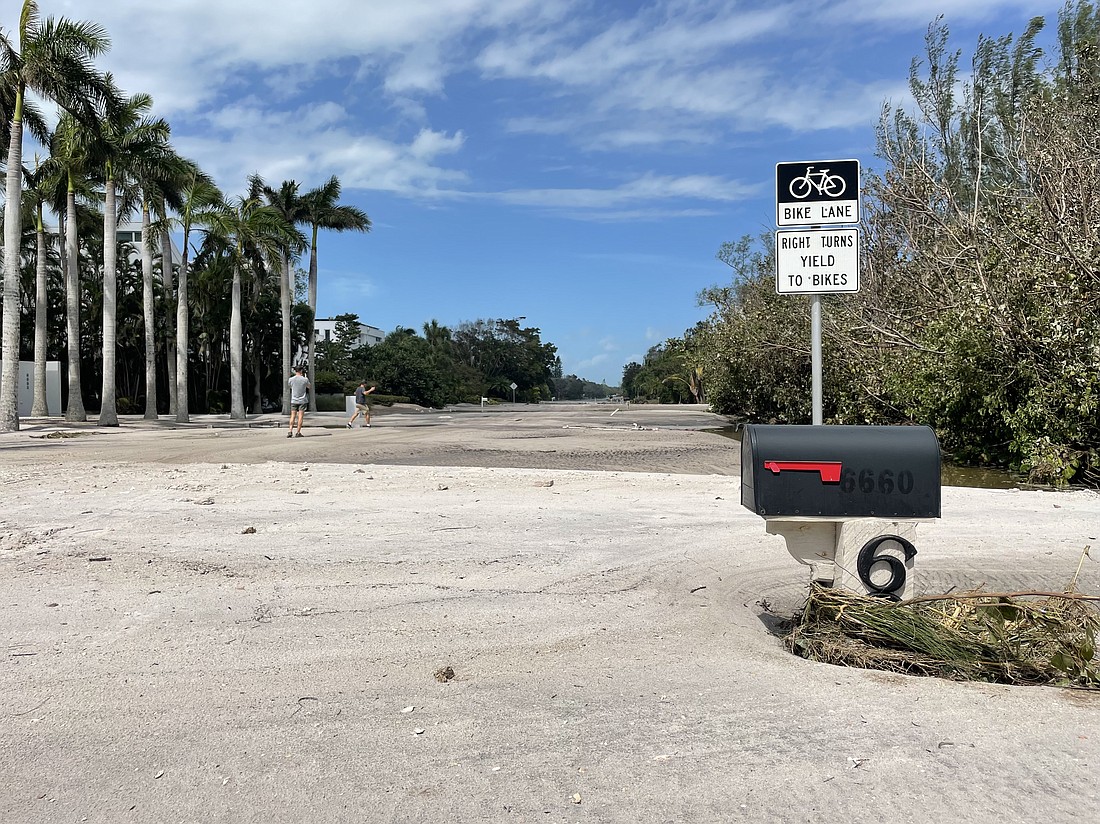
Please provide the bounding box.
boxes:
[670,4,1100,485]
[316,316,564,408]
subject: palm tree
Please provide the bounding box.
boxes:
[90,84,170,426]
[299,176,370,411]
[205,193,297,420]
[1,0,110,432]
[49,112,101,422]
[135,149,188,419]
[258,177,307,414]
[146,165,191,417]
[23,159,55,416]
[172,166,222,423]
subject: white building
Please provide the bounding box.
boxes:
[314,318,385,348]
[115,221,184,266]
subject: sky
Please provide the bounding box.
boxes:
[3,0,1066,384]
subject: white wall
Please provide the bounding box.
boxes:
[0,361,63,416]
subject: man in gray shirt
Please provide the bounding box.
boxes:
[288,366,310,438]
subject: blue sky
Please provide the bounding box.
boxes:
[7,1,1063,384]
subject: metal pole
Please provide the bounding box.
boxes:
[811,294,822,425]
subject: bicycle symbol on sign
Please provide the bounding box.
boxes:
[788,166,846,199]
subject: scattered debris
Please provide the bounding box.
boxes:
[401,706,415,714]
[437,484,449,491]
[434,666,455,683]
[414,728,425,735]
[533,480,554,487]
[154,770,165,780]
[786,577,1100,688]
[195,498,214,506]
[88,556,111,562]
[242,527,256,534]
[572,793,582,805]
[690,586,707,594]
[32,431,93,440]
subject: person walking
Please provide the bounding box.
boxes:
[347,382,376,429]
[288,366,310,438]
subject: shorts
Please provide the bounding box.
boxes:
[291,402,307,412]
[355,403,370,413]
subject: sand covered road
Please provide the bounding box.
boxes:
[1,404,1098,823]
[0,403,740,476]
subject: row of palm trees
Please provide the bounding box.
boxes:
[1,1,370,431]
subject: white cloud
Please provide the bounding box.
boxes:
[493,173,757,211]
[575,353,612,372]
[6,0,1046,217]
[825,0,1055,27]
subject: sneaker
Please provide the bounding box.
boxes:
[346,422,352,429]
[366,423,371,428]
[286,431,293,438]
[295,432,303,438]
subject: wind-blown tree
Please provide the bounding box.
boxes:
[299,176,370,411]
[205,192,297,420]
[257,176,307,414]
[1,0,110,432]
[172,165,222,423]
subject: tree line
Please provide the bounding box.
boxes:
[627,3,1100,485]
[314,314,614,407]
[1,2,618,426]
[1,1,371,428]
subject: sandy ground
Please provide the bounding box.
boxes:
[1,402,1098,823]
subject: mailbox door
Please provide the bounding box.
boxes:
[741,425,940,518]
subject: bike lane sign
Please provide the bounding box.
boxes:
[776,159,860,226]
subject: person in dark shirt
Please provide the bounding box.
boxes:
[346,382,376,429]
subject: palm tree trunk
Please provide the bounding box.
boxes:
[64,188,86,421]
[252,350,263,413]
[307,230,318,412]
[175,227,191,423]
[141,202,158,419]
[280,251,291,415]
[1,99,25,432]
[31,213,49,416]
[62,190,86,420]
[160,226,177,416]
[229,264,245,419]
[99,179,119,426]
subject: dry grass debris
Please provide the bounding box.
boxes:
[785,579,1100,688]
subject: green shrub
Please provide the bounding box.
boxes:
[316,394,347,412]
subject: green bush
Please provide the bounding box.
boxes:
[316,394,347,412]
[313,370,343,394]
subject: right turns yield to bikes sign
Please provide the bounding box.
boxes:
[776,159,859,226]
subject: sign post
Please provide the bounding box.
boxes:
[775,160,861,425]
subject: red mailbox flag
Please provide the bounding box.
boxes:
[762,461,842,483]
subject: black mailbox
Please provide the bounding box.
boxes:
[741,425,941,518]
